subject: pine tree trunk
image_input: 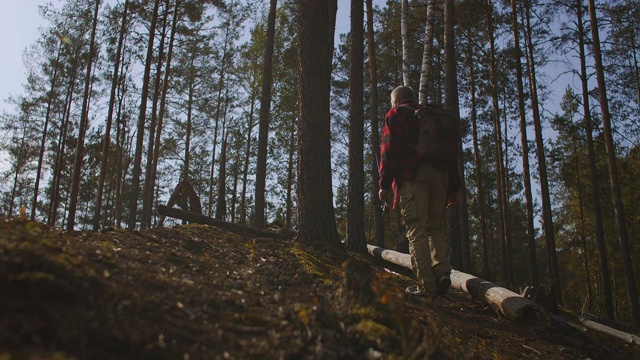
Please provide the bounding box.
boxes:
[418,0,435,105]
[576,0,613,319]
[32,43,63,221]
[487,0,512,288]
[128,0,161,229]
[588,0,640,326]
[183,69,195,184]
[142,1,170,229]
[366,0,385,247]
[346,0,366,253]
[401,0,410,87]
[94,0,129,230]
[444,0,470,273]
[67,0,101,231]
[9,122,29,218]
[467,34,490,280]
[114,59,129,228]
[149,0,180,226]
[524,0,561,304]
[285,117,296,229]
[254,0,278,229]
[230,155,239,223]
[574,147,594,314]
[510,0,538,287]
[502,100,514,285]
[208,15,234,217]
[48,70,77,227]
[240,93,256,225]
[297,0,341,247]
[215,133,228,221]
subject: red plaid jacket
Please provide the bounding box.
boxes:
[378,103,460,209]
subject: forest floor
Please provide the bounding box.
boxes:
[1,217,639,360]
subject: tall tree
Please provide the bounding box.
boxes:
[418,0,435,105]
[128,0,161,229]
[254,0,278,229]
[346,0,366,252]
[296,0,341,247]
[366,0,385,247]
[575,0,614,319]
[523,0,561,304]
[48,64,79,227]
[401,0,410,86]
[444,0,470,273]
[32,38,64,221]
[93,0,130,230]
[216,131,228,220]
[486,0,513,288]
[142,0,171,229]
[149,0,182,227]
[466,32,490,280]
[67,0,101,231]
[510,0,538,287]
[588,0,640,326]
[207,4,236,217]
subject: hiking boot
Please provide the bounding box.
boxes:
[436,275,451,297]
[405,284,427,297]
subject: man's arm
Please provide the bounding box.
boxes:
[378,109,400,192]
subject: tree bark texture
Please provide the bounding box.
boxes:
[346,0,366,252]
[254,0,278,229]
[524,0,561,304]
[142,0,170,229]
[510,0,538,287]
[588,0,640,326]
[94,0,130,230]
[486,0,512,288]
[67,0,101,231]
[401,0,410,87]
[576,0,613,319]
[444,0,471,273]
[366,0,385,247]
[418,0,435,105]
[128,0,161,229]
[296,0,341,247]
[467,34,490,281]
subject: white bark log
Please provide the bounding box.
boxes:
[580,318,640,347]
[367,245,546,324]
[418,0,436,105]
[401,0,411,86]
[367,244,640,347]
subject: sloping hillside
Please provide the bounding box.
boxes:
[0,218,637,359]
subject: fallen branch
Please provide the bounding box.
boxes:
[367,244,640,347]
[157,205,292,240]
[367,245,547,324]
[580,317,640,347]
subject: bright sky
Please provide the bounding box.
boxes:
[0,0,361,115]
[0,1,45,115]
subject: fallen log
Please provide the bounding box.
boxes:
[580,317,640,347]
[157,205,292,240]
[367,244,640,347]
[367,244,547,324]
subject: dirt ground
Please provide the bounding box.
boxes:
[1,218,639,360]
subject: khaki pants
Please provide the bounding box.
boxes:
[399,164,452,290]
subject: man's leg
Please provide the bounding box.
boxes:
[425,165,451,295]
[400,167,431,294]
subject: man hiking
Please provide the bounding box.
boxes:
[378,85,460,297]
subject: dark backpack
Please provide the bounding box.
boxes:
[413,104,459,163]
